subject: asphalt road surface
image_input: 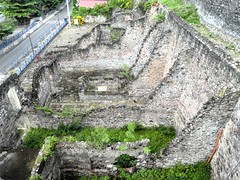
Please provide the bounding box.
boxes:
[0,7,68,72]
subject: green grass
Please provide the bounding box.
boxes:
[23,122,175,153]
[155,11,166,23]
[193,24,240,55]
[120,162,211,180]
[161,0,200,24]
[23,128,55,148]
[79,162,211,180]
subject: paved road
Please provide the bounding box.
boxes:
[0,7,68,72]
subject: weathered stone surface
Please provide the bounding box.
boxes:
[54,140,151,178]
[211,96,240,180]
[0,74,22,148]
[188,0,240,38]
[1,2,240,179]
[156,92,240,167]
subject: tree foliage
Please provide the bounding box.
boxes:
[0,0,63,23]
[0,18,15,39]
[0,0,38,23]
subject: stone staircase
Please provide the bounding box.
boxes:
[131,23,163,78]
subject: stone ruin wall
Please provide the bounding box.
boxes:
[187,0,240,39]
[211,99,240,180]
[141,11,240,129]
[0,75,22,148]
[0,2,239,179]
[39,140,151,179]
[29,8,240,179]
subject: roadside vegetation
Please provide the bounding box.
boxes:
[71,0,133,18]
[0,18,16,39]
[0,0,63,39]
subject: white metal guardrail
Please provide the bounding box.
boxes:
[0,19,67,84]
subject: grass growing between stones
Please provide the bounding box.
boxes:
[110,27,125,43]
[79,162,211,180]
[155,11,166,23]
[161,0,240,58]
[193,24,240,56]
[23,122,175,153]
[161,0,200,24]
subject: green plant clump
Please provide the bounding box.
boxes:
[138,0,158,12]
[28,174,43,180]
[110,27,125,43]
[161,0,200,24]
[36,136,59,163]
[121,162,211,180]
[155,11,166,23]
[115,154,137,168]
[23,128,55,148]
[35,104,79,118]
[0,19,16,40]
[23,122,175,153]
[81,162,211,180]
[87,127,110,149]
[120,64,134,81]
[72,0,133,18]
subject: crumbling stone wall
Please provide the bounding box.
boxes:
[32,59,59,106]
[187,0,240,38]
[0,75,22,148]
[5,4,239,179]
[39,140,151,179]
[141,11,240,130]
[211,97,240,180]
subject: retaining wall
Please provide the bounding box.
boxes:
[141,11,240,130]
[187,0,240,38]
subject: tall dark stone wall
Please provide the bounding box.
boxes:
[187,0,240,38]
[0,75,21,148]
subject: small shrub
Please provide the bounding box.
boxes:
[59,105,77,118]
[87,127,110,149]
[110,27,125,43]
[61,135,77,142]
[72,0,133,18]
[35,105,54,115]
[226,44,236,50]
[138,0,158,12]
[0,18,16,40]
[120,64,134,81]
[143,147,151,154]
[155,11,166,23]
[119,145,128,151]
[115,154,137,168]
[28,174,43,180]
[23,128,55,148]
[35,104,80,118]
[36,136,59,164]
